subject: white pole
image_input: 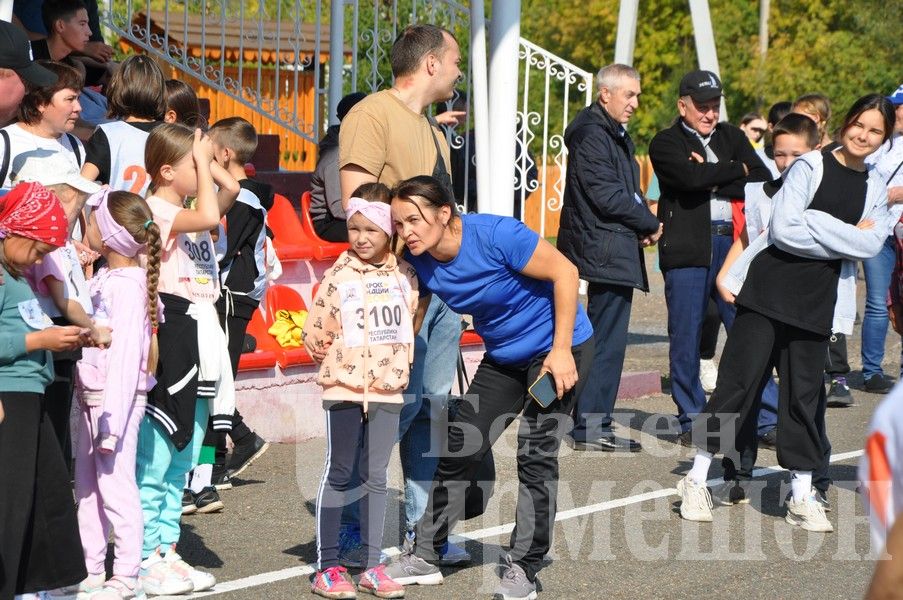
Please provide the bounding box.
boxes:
[469,0,491,213]
[327,0,345,126]
[614,0,639,66]
[0,0,13,23]
[688,0,727,121]
[488,0,521,217]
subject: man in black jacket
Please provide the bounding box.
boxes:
[649,70,769,440]
[558,63,661,453]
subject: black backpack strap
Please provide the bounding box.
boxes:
[66,133,82,166]
[0,129,9,186]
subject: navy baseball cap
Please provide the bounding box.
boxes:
[888,84,903,106]
[0,20,57,87]
[679,70,723,103]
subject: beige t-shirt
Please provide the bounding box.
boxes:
[338,89,451,186]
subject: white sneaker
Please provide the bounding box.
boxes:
[162,546,216,593]
[677,476,713,522]
[699,359,718,393]
[43,573,105,599]
[786,489,834,532]
[139,548,193,596]
[84,576,146,600]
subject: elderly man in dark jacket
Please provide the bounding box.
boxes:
[649,70,770,442]
[558,63,661,453]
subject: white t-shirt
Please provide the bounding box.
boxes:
[147,195,220,304]
[860,384,903,552]
[0,123,85,189]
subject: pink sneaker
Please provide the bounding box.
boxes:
[86,576,145,599]
[311,566,357,599]
[357,565,404,598]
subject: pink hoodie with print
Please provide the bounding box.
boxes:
[302,250,419,410]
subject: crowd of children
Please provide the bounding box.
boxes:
[0,40,277,598]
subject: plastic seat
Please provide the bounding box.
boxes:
[263,284,316,367]
[299,191,349,260]
[267,194,315,261]
[460,330,484,347]
[237,307,280,371]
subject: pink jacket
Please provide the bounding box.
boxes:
[302,251,418,410]
[77,267,163,450]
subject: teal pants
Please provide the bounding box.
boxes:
[136,399,208,558]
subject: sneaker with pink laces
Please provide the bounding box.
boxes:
[163,545,216,593]
[357,565,404,598]
[311,566,357,599]
[139,548,193,596]
[85,576,146,600]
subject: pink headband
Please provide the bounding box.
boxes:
[346,197,393,236]
[86,189,145,257]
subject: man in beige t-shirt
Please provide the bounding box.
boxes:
[338,24,460,203]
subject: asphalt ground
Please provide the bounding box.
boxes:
[166,255,900,600]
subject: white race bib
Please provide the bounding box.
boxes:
[338,277,413,348]
[18,299,54,330]
[175,231,219,303]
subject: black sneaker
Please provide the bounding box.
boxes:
[825,377,853,407]
[194,486,225,513]
[181,489,198,515]
[211,464,232,491]
[864,373,895,394]
[227,433,270,477]
[677,430,693,448]
[758,428,777,450]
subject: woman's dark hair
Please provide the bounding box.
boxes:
[390,175,458,224]
[839,94,896,146]
[164,79,204,129]
[19,60,84,125]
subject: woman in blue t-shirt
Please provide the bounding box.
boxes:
[382,175,594,598]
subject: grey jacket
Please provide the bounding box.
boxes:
[309,125,345,222]
[724,150,898,334]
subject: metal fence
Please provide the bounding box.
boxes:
[105,1,593,233]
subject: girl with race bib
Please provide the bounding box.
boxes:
[302,183,419,600]
[134,123,239,596]
[81,54,166,195]
[74,190,163,600]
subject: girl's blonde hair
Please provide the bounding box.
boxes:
[106,191,162,373]
[792,93,831,138]
[145,122,195,194]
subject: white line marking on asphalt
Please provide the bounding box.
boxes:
[171,449,864,598]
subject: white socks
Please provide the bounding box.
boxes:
[189,464,213,494]
[790,470,812,502]
[687,450,714,484]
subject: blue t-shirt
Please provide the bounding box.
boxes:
[405,213,593,366]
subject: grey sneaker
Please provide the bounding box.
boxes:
[382,534,443,586]
[825,377,853,407]
[493,555,537,600]
[713,480,750,506]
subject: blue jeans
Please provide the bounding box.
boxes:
[341,297,461,531]
[664,234,736,432]
[862,236,898,379]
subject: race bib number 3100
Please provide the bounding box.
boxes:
[338,277,413,348]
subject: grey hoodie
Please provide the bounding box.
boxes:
[724,149,899,334]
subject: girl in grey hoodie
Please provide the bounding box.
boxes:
[676,94,898,532]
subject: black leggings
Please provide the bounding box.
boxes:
[316,402,400,570]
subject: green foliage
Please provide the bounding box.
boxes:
[522,0,901,152]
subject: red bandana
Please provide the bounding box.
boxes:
[0,182,67,247]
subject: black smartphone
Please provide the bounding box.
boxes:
[528,372,558,408]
